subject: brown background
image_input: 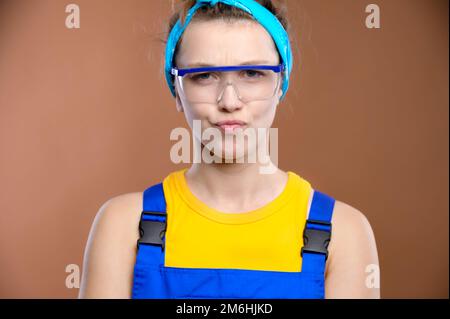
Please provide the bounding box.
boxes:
[0,0,448,298]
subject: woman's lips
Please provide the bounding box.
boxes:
[214,122,247,133]
[218,124,246,133]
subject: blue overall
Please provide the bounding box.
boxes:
[132,182,335,299]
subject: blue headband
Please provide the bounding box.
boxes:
[164,0,293,101]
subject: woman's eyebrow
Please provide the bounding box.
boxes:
[184,60,274,68]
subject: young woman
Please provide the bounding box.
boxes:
[79,0,380,299]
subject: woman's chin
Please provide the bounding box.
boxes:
[203,143,253,163]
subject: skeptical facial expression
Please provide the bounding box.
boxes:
[174,19,283,162]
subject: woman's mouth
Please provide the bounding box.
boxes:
[214,120,247,133]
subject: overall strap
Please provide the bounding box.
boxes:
[137,182,167,252]
[301,189,335,275]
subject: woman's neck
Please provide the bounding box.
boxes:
[184,161,288,213]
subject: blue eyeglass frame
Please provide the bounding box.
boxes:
[171,64,285,77]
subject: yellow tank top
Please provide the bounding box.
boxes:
[162,168,313,272]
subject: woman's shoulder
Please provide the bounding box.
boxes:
[331,200,372,228]
[79,192,144,298]
[329,199,376,254]
[322,199,380,297]
[86,192,144,254]
[94,192,143,232]
[101,192,143,212]
[325,199,379,281]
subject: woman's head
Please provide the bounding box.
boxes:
[166,0,291,163]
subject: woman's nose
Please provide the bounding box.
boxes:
[217,82,243,111]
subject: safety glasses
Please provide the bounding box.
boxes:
[171,64,284,104]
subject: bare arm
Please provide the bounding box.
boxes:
[78,193,142,298]
[325,200,381,298]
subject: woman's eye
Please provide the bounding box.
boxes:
[191,73,212,81]
[243,70,264,78]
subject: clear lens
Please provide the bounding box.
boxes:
[176,69,281,104]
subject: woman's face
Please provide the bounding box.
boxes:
[174,19,283,162]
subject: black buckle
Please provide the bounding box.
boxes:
[137,211,166,251]
[300,219,332,260]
